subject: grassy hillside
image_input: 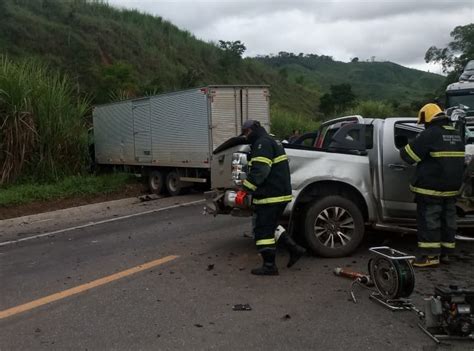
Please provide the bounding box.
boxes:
[256,54,444,102]
[0,0,319,118]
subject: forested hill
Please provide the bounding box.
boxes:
[0,0,444,118]
[256,53,445,102]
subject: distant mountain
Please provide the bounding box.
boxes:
[0,0,444,119]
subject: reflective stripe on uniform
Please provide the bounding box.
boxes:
[441,242,456,248]
[429,151,465,158]
[273,155,288,164]
[418,242,441,248]
[410,185,459,197]
[243,179,257,191]
[442,126,455,130]
[404,144,421,163]
[256,238,276,246]
[250,156,272,167]
[253,195,293,205]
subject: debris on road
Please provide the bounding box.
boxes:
[282,314,291,321]
[207,264,214,271]
[232,304,252,311]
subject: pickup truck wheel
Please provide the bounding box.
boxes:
[148,170,164,195]
[165,171,183,196]
[304,195,364,257]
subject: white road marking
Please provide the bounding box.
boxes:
[0,199,205,247]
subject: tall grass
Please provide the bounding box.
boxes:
[341,100,395,118]
[270,106,320,139]
[0,56,90,185]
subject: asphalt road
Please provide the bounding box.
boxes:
[1,195,474,350]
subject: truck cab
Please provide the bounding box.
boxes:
[446,80,474,110]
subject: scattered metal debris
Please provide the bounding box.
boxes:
[233,304,252,311]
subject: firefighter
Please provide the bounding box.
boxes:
[235,120,306,275]
[400,103,465,267]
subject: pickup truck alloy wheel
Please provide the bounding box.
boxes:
[304,195,365,257]
[166,171,182,196]
[148,170,164,195]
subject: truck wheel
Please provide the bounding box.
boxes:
[148,170,164,195]
[304,195,364,257]
[166,171,183,196]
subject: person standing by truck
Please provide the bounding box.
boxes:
[400,103,465,267]
[235,120,306,275]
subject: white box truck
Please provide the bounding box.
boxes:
[92,85,270,195]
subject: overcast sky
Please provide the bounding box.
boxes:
[108,0,473,74]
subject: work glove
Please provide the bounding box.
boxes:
[235,190,248,207]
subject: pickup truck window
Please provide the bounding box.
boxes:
[394,122,423,149]
[318,124,374,150]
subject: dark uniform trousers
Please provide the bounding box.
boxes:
[416,195,457,256]
[252,203,287,253]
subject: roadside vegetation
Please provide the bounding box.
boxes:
[0,56,89,185]
[271,107,320,138]
[341,100,395,119]
[0,173,133,207]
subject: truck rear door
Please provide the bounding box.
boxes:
[209,87,241,151]
[380,118,421,220]
[241,87,270,132]
[132,99,152,163]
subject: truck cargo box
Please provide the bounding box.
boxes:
[93,85,270,168]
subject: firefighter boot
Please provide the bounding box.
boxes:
[413,255,440,268]
[251,250,279,276]
[278,232,307,268]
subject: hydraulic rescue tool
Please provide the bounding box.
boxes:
[334,246,474,343]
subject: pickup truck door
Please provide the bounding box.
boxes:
[380,119,422,220]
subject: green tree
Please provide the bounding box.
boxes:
[218,40,246,70]
[425,24,474,75]
[218,40,246,58]
[319,84,356,116]
[319,93,335,116]
[330,83,356,110]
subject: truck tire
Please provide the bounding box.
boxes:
[304,195,364,257]
[148,170,164,195]
[165,171,183,196]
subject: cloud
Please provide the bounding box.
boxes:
[108,0,474,73]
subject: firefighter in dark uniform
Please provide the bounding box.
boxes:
[400,103,465,267]
[235,120,306,275]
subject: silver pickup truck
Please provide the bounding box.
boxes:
[206,115,474,257]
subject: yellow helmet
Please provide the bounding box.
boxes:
[417,103,443,124]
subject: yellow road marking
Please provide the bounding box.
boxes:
[0,255,179,320]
